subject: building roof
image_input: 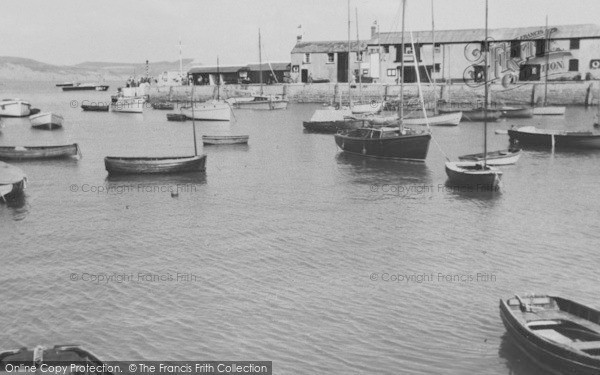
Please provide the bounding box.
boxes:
[291,40,368,54]
[372,24,600,45]
[188,65,248,74]
[246,62,291,71]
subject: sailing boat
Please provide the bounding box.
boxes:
[532,16,566,115]
[232,29,288,110]
[303,0,375,133]
[334,0,431,161]
[181,57,232,121]
[445,0,503,187]
[104,85,207,175]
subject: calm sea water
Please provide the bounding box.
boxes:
[1,81,599,375]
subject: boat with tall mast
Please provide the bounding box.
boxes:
[181,57,232,121]
[533,16,566,116]
[105,85,207,175]
[445,0,502,188]
[334,0,431,161]
[233,29,288,110]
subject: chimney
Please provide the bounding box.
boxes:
[297,34,302,42]
[297,24,303,42]
[371,21,378,38]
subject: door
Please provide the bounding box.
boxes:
[301,69,308,83]
[337,52,349,83]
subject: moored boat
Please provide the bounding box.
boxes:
[458,148,521,165]
[30,112,64,130]
[401,111,463,126]
[501,106,534,118]
[180,100,231,121]
[500,294,600,375]
[460,108,501,122]
[82,104,109,112]
[62,83,97,91]
[202,135,249,145]
[335,127,431,161]
[445,161,502,188]
[167,113,187,121]
[55,82,74,87]
[0,161,26,200]
[351,101,384,114]
[232,95,288,110]
[532,106,566,115]
[0,144,80,160]
[104,155,206,175]
[303,109,366,133]
[508,126,600,149]
[0,99,31,117]
[95,85,109,91]
[0,345,112,374]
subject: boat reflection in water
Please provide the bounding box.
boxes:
[105,172,207,197]
[498,333,548,375]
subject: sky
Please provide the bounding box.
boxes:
[1,0,600,67]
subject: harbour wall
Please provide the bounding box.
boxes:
[148,81,600,107]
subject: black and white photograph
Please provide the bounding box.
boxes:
[1,0,600,374]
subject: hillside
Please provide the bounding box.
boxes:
[0,56,193,81]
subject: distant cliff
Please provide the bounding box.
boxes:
[0,56,193,81]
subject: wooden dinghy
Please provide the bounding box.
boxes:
[104,155,206,175]
[82,104,109,112]
[458,148,521,165]
[0,161,27,200]
[30,112,64,130]
[0,144,80,160]
[202,135,249,145]
[508,126,600,149]
[0,345,111,374]
[166,113,187,121]
[445,161,502,188]
[500,294,600,375]
[500,106,533,118]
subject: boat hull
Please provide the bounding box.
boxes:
[105,155,207,175]
[445,161,502,188]
[81,104,109,112]
[0,144,79,160]
[501,107,534,118]
[0,345,110,375]
[508,127,600,149]
[152,103,175,110]
[30,112,64,130]
[499,296,600,375]
[202,135,249,145]
[233,98,288,110]
[334,131,431,161]
[532,106,566,115]
[95,85,109,91]
[167,114,187,121]
[351,102,383,114]
[458,149,521,165]
[0,161,27,200]
[460,109,501,122]
[181,101,231,121]
[0,100,31,117]
[303,119,366,133]
[62,85,96,91]
[402,111,463,126]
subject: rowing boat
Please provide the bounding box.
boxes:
[0,144,80,160]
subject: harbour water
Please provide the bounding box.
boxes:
[1,81,599,375]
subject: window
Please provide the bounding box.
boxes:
[357,51,363,61]
[387,69,396,77]
[535,39,546,57]
[434,63,441,73]
[303,53,310,63]
[327,53,334,63]
[570,39,580,50]
[383,45,390,54]
[434,43,441,53]
[395,44,402,62]
[510,40,520,58]
[569,59,579,72]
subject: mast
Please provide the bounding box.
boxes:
[259,28,263,95]
[217,56,221,100]
[347,0,352,108]
[431,0,437,114]
[192,83,197,156]
[544,15,549,107]
[483,0,489,167]
[355,7,362,102]
[399,0,406,125]
[178,38,183,78]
